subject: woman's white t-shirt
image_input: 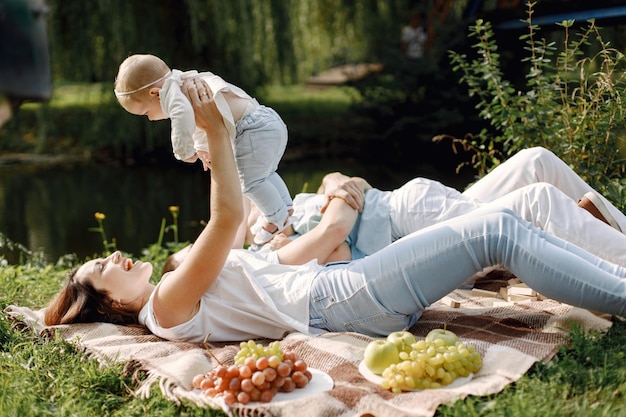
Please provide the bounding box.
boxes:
[138,249,323,343]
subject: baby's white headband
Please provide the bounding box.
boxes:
[114,70,172,97]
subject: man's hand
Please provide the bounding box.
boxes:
[319,172,371,213]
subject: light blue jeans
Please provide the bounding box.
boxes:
[235,105,292,227]
[308,207,626,336]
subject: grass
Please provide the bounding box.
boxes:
[20,82,358,114]
[438,322,626,416]
[0,252,226,417]
[20,82,117,109]
[256,84,358,116]
[2,245,626,416]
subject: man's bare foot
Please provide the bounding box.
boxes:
[577,192,621,232]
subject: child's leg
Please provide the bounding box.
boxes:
[246,178,292,245]
[245,178,289,229]
[235,105,290,241]
[266,171,293,211]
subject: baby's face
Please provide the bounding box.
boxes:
[123,91,167,121]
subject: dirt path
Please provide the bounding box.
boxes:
[306,63,382,86]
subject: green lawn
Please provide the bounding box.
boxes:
[21,82,358,114]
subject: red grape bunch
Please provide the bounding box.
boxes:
[193,340,313,405]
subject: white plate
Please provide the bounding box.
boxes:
[264,368,334,403]
[358,360,472,391]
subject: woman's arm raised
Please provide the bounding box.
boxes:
[152,79,243,328]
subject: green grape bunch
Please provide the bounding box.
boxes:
[380,338,482,392]
[234,340,284,364]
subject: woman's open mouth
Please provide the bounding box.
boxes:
[124,259,133,271]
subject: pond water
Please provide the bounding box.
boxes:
[0,156,473,263]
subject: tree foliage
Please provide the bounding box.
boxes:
[45,0,415,90]
[447,3,626,208]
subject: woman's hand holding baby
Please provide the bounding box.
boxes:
[181,78,227,140]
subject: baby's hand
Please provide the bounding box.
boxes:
[267,233,292,251]
[196,150,212,171]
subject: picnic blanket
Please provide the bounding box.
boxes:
[6,287,613,417]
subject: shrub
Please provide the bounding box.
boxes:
[444,2,626,210]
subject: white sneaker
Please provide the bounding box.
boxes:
[251,216,294,246]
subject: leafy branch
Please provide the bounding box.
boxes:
[446,1,626,209]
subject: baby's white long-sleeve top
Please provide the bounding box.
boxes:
[159,69,253,160]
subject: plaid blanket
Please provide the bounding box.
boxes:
[6,287,612,417]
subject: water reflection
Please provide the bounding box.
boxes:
[1,161,209,262]
[0,158,472,263]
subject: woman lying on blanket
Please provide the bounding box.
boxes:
[44,78,626,343]
[237,147,625,268]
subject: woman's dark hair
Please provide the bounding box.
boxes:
[44,268,139,326]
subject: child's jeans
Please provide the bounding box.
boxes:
[235,105,292,227]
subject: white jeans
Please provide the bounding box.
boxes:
[389,147,626,266]
[463,146,626,229]
[309,207,626,336]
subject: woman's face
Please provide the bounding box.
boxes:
[75,251,153,304]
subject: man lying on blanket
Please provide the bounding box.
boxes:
[165,146,625,273]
